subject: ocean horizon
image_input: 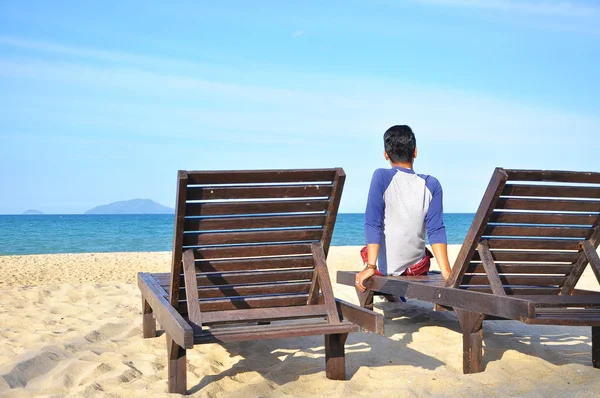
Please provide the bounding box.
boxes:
[0,213,475,256]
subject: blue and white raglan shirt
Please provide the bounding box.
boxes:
[364,167,447,275]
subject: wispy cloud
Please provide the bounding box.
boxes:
[413,0,599,17]
[292,30,304,38]
[2,37,599,213]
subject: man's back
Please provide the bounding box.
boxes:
[365,166,445,275]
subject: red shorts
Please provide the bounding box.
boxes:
[360,246,432,276]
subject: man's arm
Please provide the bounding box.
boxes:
[431,243,451,280]
[356,170,385,292]
[356,243,379,292]
[424,176,451,280]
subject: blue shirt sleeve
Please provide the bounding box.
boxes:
[424,176,447,245]
[364,169,386,244]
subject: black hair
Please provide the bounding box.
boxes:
[383,125,416,163]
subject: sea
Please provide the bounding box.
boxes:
[0,213,475,256]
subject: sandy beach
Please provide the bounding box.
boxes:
[1,245,599,397]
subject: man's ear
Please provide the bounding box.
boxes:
[384,150,390,161]
[414,147,418,159]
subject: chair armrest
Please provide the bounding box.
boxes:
[335,298,384,334]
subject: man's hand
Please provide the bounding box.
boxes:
[355,267,376,292]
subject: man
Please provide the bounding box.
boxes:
[355,125,451,292]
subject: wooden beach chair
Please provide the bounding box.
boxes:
[338,168,600,373]
[138,168,383,394]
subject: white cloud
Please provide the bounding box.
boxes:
[413,0,598,17]
[292,30,304,38]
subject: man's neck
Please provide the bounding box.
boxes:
[390,161,413,169]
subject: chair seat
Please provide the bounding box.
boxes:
[193,320,360,343]
[526,308,600,326]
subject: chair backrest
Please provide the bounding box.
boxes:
[167,168,345,323]
[448,168,600,295]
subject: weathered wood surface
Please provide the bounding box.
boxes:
[139,168,391,393]
[337,271,534,319]
[182,250,202,325]
[447,168,509,287]
[335,299,384,334]
[325,333,348,380]
[142,296,156,338]
[185,168,338,185]
[186,184,333,200]
[593,326,600,368]
[184,214,326,231]
[170,171,188,308]
[137,272,194,348]
[477,241,505,296]
[200,304,329,324]
[455,309,485,374]
[505,169,600,184]
[166,333,187,394]
[193,322,359,344]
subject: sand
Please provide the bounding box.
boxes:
[1,246,599,397]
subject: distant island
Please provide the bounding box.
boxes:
[23,209,44,215]
[85,199,174,215]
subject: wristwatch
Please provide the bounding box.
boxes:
[364,263,377,270]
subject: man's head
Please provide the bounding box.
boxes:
[383,125,417,165]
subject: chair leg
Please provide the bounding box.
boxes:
[142,297,156,338]
[166,334,187,394]
[357,288,375,310]
[593,326,599,368]
[325,333,348,380]
[455,309,485,374]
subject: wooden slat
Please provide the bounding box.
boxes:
[527,308,600,326]
[335,299,384,334]
[180,294,310,312]
[466,263,574,274]
[311,242,340,323]
[505,170,600,184]
[514,295,600,307]
[488,212,597,225]
[185,200,330,216]
[194,243,312,259]
[186,185,333,200]
[472,250,578,263]
[495,198,600,212]
[582,240,600,285]
[170,171,188,308]
[477,241,505,296]
[182,250,202,325]
[193,322,358,344]
[561,226,600,294]
[337,271,535,319]
[200,303,328,324]
[137,273,194,348]
[482,225,590,238]
[461,286,560,295]
[186,169,338,185]
[180,269,314,287]
[195,257,313,272]
[484,238,581,250]
[184,214,326,231]
[180,281,312,299]
[321,169,345,256]
[501,184,600,199]
[461,274,567,286]
[183,229,323,246]
[447,168,509,287]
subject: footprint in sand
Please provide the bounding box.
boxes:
[1,351,61,388]
[83,323,129,343]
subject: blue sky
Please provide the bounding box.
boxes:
[1,0,599,214]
